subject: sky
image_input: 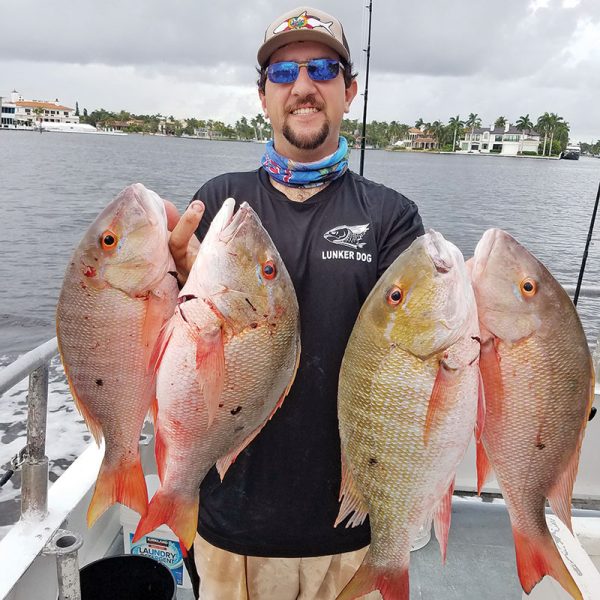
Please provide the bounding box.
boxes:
[1,0,599,142]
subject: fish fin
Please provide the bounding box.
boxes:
[476,438,492,495]
[142,291,173,371]
[336,560,409,600]
[215,352,298,481]
[154,421,168,484]
[58,347,104,445]
[87,457,148,527]
[334,451,368,528]
[148,316,176,376]
[475,368,486,442]
[424,361,456,445]
[195,325,225,428]
[479,336,504,419]
[512,528,582,599]
[433,479,454,564]
[70,381,104,446]
[149,395,159,425]
[216,427,262,481]
[133,489,199,550]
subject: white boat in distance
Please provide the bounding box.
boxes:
[39,122,127,136]
[562,144,581,160]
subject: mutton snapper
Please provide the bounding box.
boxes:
[471,228,593,600]
[133,198,301,549]
[56,183,178,526]
[336,231,481,600]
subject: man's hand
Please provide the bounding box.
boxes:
[164,199,204,285]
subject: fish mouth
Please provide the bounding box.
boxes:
[472,228,500,280]
[114,183,166,231]
[424,229,454,274]
[218,199,252,244]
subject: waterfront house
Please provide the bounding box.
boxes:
[459,123,540,155]
[0,90,79,129]
[395,127,438,150]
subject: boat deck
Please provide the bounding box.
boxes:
[106,496,599,599]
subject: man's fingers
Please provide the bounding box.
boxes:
[164,199,181,232]
[169,200,204,278]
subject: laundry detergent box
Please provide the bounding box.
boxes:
[120,474,192,589]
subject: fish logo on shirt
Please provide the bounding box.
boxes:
[324,224,370,249]
[273,11,335,36]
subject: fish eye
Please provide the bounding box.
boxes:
[100,230,118,251]
[386,286,403,306]
[520,278,537,297]
[262,260,277,280]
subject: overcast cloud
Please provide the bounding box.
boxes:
[1,0,599,142]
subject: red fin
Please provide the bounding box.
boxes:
[216,427,262,481]
[424,361,455,445]
[433,479,454,563]
[154,421,167,484]
[143,291,173,371]
[476,438,492,495]
[148,316,175,376]
[133,489,199,550]
[195,325,225,427]
[512,528,582,599]
[475,368,486,442]
[334,451,368,528]
[479,336,504,419]
[87,458,148,527]
[336,561,409,600]
[59,352,104,445]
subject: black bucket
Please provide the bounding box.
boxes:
[80,554,177,599]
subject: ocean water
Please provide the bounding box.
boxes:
[1,131,599,538]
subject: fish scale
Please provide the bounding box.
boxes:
[133,198,301,549]
[336,231,480,600]
[472,228,593,600]
[56,183,178,527]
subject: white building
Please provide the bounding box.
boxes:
[1,90,79,129]
[459,123,540,156]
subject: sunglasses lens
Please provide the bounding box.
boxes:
[308,59,340,81]
[268,62,299,84]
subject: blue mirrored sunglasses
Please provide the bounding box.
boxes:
[267,59,344,84]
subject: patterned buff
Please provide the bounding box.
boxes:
[261,136,349,188]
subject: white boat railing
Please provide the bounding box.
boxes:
[0,284,599,598]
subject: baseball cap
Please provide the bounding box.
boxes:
[257,6,351,67]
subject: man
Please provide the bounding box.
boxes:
[167,6,424,599]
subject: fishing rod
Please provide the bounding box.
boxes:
[359,0,373,177]
[573,180,600,307]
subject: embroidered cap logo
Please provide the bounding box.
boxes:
[273,11,335,36]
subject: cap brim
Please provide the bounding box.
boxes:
[257,30,350,67]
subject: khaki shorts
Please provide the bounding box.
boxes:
[193,534,382,600]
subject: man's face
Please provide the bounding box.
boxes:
[259,41,357,160]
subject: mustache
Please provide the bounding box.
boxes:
[286,96,324,113]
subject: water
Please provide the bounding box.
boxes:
[1,131,599,538]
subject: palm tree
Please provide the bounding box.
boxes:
[448,115,463,151]
[431,120,446,150]
[494,116,507,130]
[516,114,534,154]
[536,112,551,156]
[547,113,565,157]
[465,113,481,149]
[415,117,424,130]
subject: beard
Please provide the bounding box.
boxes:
[282,118,330,151]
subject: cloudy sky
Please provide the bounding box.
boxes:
[1,0,599,142]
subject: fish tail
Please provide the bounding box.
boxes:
[87,457,148,527]
[337,561,409,600]
[133,489,199,550]
[512,528,582,599]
